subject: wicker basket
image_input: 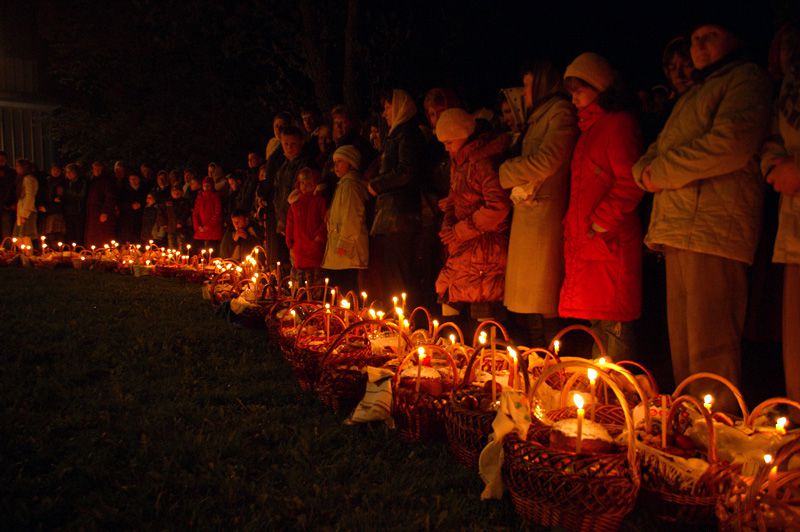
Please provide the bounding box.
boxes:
[638,373,750,527]
[287,307,347,391]
[276,302,320,358]
[392,344,458,442]
[717,435,800,531]
[503,359,643,532]
[315,320,408,413]
[444,334,518,470]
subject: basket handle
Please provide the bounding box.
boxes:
[746,398,800,429]
[391,344,460,391]
[556,358,652,433]
[320,319,412,366]
[666,394,718,464]
[471,320,510,347]
[432,321,465,345]
[408,306,434,337]
[531,359,640,476]
[548,324,607,358]
[459,341,514,388]
[292,307,347,350]
[614,360,659,398]
[673,372,749,420]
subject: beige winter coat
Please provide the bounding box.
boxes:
[322,171,369,269]
[761,65,800,265]
[499,96,578,314]
[16,174,38,226]
[633,59,772,264]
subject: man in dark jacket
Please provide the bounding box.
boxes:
[62,163,87,244]
[367,89,426,304]
[84,161,118,246]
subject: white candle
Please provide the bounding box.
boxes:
[703,394,713,413]
[574,393,585,453]
[776,417,787,436]
[765,454,777,498]
[588,368,598,421]
[416,347,425,393]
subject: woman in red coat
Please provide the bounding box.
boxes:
[192,177,223,247]
[559,53,644,358]
[435,108,511,325]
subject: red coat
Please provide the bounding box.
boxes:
[285,189,327,269]
[559,103,644,321]
[436,134,512,303]
[192,190,223,241]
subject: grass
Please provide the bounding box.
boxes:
[0,267,676,530]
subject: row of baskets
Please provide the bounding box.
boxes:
[5,235,797,532]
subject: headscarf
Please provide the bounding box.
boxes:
[389,89,417,134]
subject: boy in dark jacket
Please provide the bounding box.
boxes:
[164,185,192,249]
[219,208,259,261]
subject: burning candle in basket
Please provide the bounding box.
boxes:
[776,416,788,436]
[588,368,598,421]
[290,309,298,327]
[324,303,331,342]
[703,394,713,413]
[324,278,329,304]
[395,307,404,352]
[401,292,407,315]
[553,340,560,356]
[360,291,368,309]
[507,346,518,388]
[340,299,351,325]
[330,289,336,307]
[765,454,777,498]
[276,261,281,286]
[415,347,426,393]
[574,393,585,453]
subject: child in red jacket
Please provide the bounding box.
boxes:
[285,167,327,286]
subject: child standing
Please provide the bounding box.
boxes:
[141,192,165,245]
[164,185,191,249]
[285,167,327,287]
[322,146,368,294]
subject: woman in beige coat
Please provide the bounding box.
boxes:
[499,63,579,346]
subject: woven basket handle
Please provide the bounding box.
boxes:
[432,321,466,345]
[471,320,510,347]
[667,394,718,464]
[408,306,434,337]
[557,358,653,433]
[746,398,800,429]
[673,372,749,420]
[320,319,412,366]
[292,307,347,351]
[614,360,659,398]
[531,359,640,476]
[392,344,460,391]
[548,324,607,358]
[456,341,513,391]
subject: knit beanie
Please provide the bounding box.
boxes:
[564,52,615,92]
[435,108,476,142]
[332,145,361,170]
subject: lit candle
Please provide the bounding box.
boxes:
[324,303,331,342]
[360,291,368,310]
[703,394,713,413]
[507,346,518,388]
[432,320,439,337]
[416,347,425,393]
[368,309,377,320]
[490,327,497,404]
[574,393,585,453]
[776,417,787,436]
[395,307,404,352]
[376,310,384,321]
[305,280,310,301]
[330,289,336,307]
[449,334,456,354]
[588,368,598,421]
[553,340,560,356]
[661,395,668,449]
[401,292,407,315]
[290,309,298,327]
[765,454,777,498]
[324,278,329,304]
[208,248,213,258]
[340,299,351,325]
[276,261,281,286]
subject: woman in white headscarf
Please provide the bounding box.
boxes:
[367,89,426,304]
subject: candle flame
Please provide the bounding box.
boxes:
[598,357,606,365]
[449,334,456,344]
[417,346,425,359]
[507,346,517,360]
[703,394,713,406]
[340,299,350,309]
[368,309,377,319]
[478,335,486,345]
[360,291,367,299]
[764,454,774,465]
[573,393,585,409]
[588,368,598,384]
[777,417,788,430]
[376,311,385,319]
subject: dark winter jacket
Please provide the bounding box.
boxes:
[84,172,117,246]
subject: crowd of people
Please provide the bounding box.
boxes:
[1,16,798,414]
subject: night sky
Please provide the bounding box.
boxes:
[0,0,794,167]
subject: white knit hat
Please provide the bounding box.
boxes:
[435,108,476,142]
[332,145,361,170]
[564,52,615,92]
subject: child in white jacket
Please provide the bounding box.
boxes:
[14,159,39,240]
[322,145,368,294]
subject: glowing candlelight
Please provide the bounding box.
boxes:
[588,368,598,421]
[765,454,777,498]
[703,394,713,413]
[368,309,377,319]
[776,417,787,436]
[324,303,331,342]
[290,309,298,327]
[323,278,329,304]
[276,261,281,286]
[401,292,407,314]
[416,347,425,393]
[376,310,384,320]
[574,393,585,453]
[553,340,560,356]
[330,289,336,307]
[490,327,497,403]
[507,346,518,388]
[305,280,311,301]
[361,291,368,308]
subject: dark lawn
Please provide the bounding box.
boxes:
[0,267,683,530]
